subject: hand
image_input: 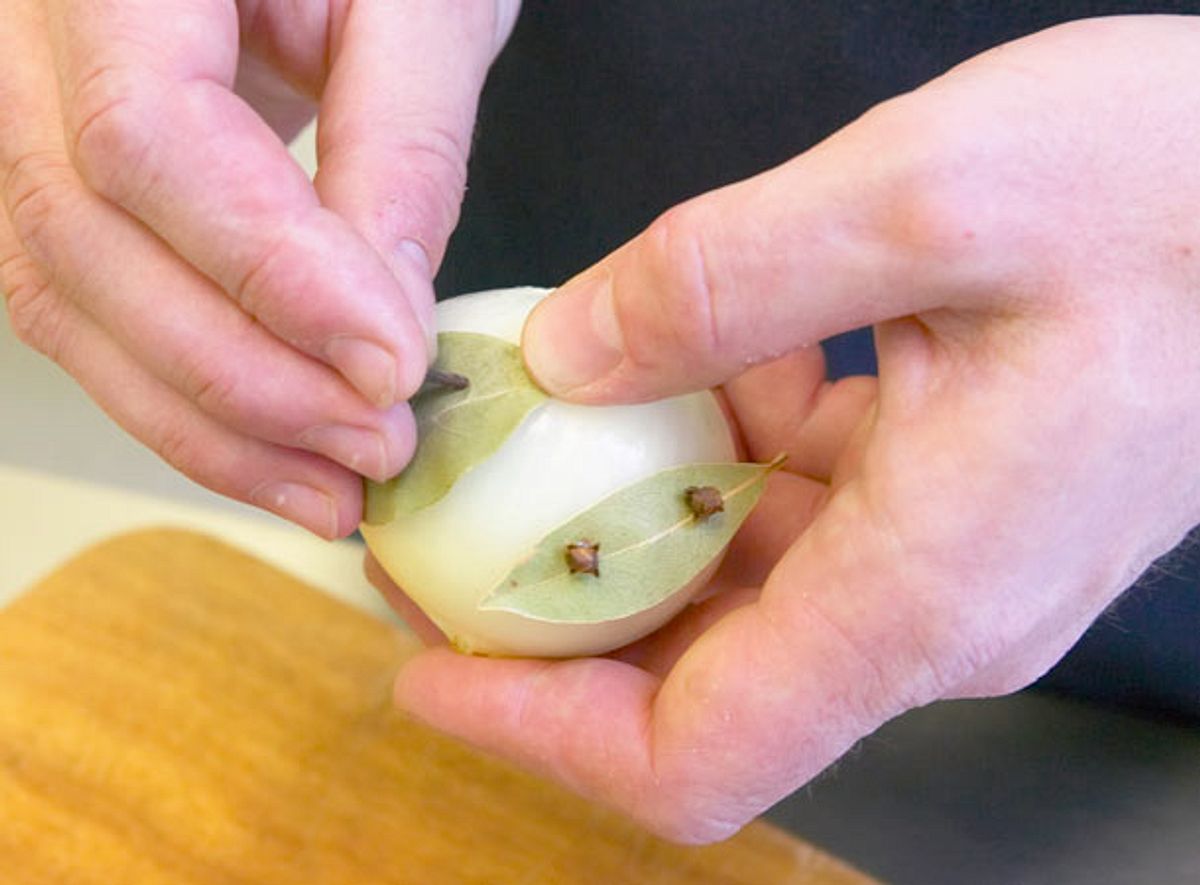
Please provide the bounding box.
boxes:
[380,16,1200,841]
[0,0,519,537]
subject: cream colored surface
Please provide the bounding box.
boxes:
[0,464,383,618]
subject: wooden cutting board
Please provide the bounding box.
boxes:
[0,528,879,885]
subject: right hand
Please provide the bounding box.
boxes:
[0,0,520,537]
[387,16,1200,841]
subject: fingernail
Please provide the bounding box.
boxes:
[523,271,623,393]
[299,424,392,482]
[326,336,398,408]
[251,481,340,539]
[397,237,432,276]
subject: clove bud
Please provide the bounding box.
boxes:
[565,540,601,577]
[684,485,725,520]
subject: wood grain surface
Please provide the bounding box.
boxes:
[0,529,880,884]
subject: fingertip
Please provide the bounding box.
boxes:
[326,327,430,410]
[249,480,351,540]
[321,240,435,405]
[322,336,396,408]
[522,270,624,396]
[392,646,475,717]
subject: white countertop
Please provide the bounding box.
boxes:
[0,301,390,620]
[0,463,387,619]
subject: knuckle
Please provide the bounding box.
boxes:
[635,767,753,845]
[0,246,70,362]
[68,63,156,202]
[909,627,1006,702]
[319,115,468,259]
[860,96,1004,273]
[394,132,468,251]
[892,169,985,267]
[328,124,469,262]
[234,232,300,322]
[7,278,73,364]
[183,358,250,426]
[143,412,266,504]
[404,124,470,194]
[857,500,1021,701]
[150,414,203,477]
[5,271,54,350]
[624,203,725,371]
[4,151,76,263]
[174,324,275,432]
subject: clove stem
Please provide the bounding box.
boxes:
[420,368,471,395]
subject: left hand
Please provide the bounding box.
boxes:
[1,0,519,536]
[370,16,1200,841]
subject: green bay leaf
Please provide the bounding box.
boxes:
[364,332,548,524]
[479,457,784,624]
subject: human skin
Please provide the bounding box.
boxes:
[0,0,520,538]
[380,16,1200,842]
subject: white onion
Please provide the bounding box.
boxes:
[362,287,737,657]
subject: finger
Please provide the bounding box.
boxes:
[3,148,416,482]
[701,471,828,600]
[3,8,415,482]
[607,585,761,678]
[315,0,521,302]
[232,49,317,145]
[521,92,1026,402]
[395,650,673,831]
[1,226,358,538]
[363,553,447,647]
[721,348,878,482]
[48,0,428,407]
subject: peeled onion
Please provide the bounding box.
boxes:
[362,287,738,657]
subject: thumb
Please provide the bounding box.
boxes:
[522,105,1010,402]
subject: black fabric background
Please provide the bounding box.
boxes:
[436,2,1200,720]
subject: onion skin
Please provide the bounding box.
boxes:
[362,287,738,658]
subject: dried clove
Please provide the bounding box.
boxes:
[565,540,601,577]
[684,485,725,520]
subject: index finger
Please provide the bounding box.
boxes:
[314,0,521,278]
[47,0,428,407]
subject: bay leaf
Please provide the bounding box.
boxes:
[479,456,784,624]
[364,332,548,524]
